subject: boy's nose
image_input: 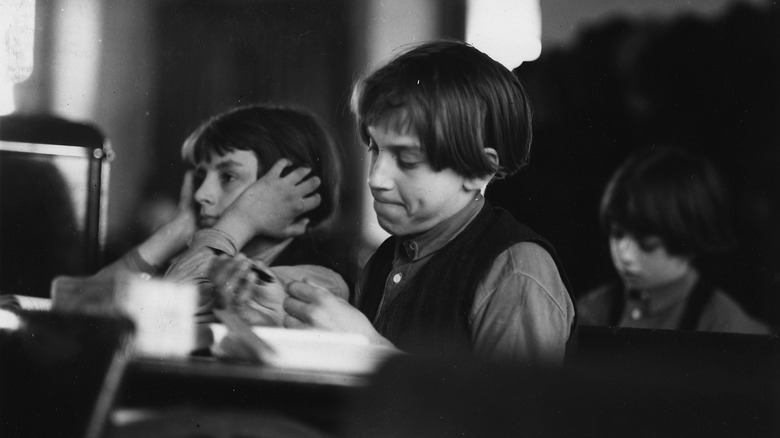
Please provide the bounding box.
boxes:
[613,236,638,262]
[193,174,216,206]
[367,153,393,191]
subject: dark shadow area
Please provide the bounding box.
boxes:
[346,327,780,437]
[489,2,780,328]
[0,310,134,438]
[0,154,81,296]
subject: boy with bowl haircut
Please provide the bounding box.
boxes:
[282,40,576,365]
[578,147,770,334]
[94,105,349,331]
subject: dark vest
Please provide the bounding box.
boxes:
[358,202,576,360]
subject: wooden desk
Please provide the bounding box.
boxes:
[114,356,369,435]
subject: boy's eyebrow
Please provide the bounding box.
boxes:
[199,157,249,170]
[368,134,423,152]
[216,159,245,169]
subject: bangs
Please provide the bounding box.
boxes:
[603,182,675,240]
[351,40,530,178]
[600,147,736,257]
[355,82,430,150]
[181,122,241,166]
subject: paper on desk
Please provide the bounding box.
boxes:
[213,308,276,364]
[210,323,400,375]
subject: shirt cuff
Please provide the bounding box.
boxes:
[190,228,240,256]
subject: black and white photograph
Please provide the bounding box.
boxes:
[1,1,778,436]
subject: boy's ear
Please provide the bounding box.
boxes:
[463,148,499,192]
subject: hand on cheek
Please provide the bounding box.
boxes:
[214,159,322,246]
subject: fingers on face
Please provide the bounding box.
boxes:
[296,174,320,193]
[285,218,311,237]
[300,193,321,213]
[267,158,293,177]
[285,166,313,184]
[266,159,315,185]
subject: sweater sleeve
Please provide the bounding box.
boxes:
[164,229,241,324]
[469,242,575,366]
[92,247,164,282]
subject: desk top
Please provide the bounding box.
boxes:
[127,355,371,388]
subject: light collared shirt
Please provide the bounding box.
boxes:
[578,270,771,334]
[357,195,575,365]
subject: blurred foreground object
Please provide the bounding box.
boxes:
[0,310,134,438]
[348,326,780,437]
[52,274,197,358]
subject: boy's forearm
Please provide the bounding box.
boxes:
[136,221,191,268]
[92,246,161,281]
[212,213,255,250]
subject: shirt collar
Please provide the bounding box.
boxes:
[627,269,700,314]
[395,195,485,262]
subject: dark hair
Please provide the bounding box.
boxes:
[351,40,533,180]
[600,147,736,258]
[181,104,342,228]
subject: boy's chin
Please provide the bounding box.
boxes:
[375,216,429,237]
[375,216,408,236]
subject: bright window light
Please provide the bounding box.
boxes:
[0,84,14,115]
[0,0,36,115]
[51,0,102,120]
[466,0,542,69]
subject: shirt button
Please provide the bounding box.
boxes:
[392,273,402,284]
[630,308,642,320]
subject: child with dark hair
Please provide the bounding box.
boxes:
[577,147,769,333]
[96,104,348,327]
[276,40,576,365]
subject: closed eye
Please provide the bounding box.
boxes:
[638,236,663,252]
[220,172,238,184]
[367,139,378,154]
[398,158,421,170]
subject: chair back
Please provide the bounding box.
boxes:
[0,114,112,297]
